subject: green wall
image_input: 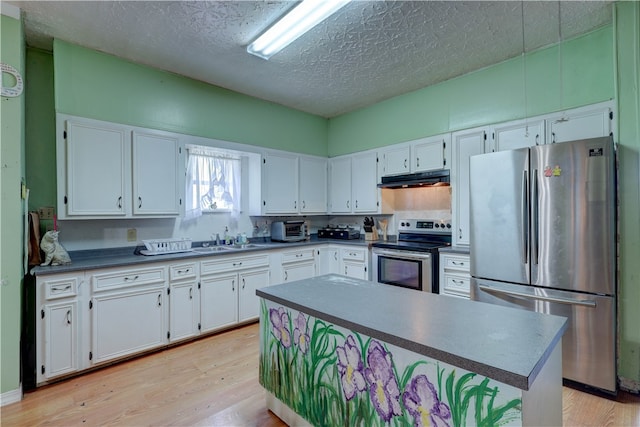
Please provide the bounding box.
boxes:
[25,49,56,213]
[328,26,614,155]
[0,13,25,395]
[53,40,328,157]
[614,0,640,391]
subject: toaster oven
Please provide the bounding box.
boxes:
[271,221,308,242]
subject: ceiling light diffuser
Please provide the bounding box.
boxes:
[247,0,351,60]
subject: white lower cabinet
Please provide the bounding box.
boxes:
[200,252,270,332]
[90,265,167,365]
[439,253,471,299]
[168,262,199,343]
[318,247,340,275]
[341,247,369,280]
[281,248,316,283]
[36,273,86,384]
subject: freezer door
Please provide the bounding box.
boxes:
[470,148,529,284]
[471,278,616,393]
[530,137,616,295]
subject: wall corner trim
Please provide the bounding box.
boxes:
[0,3,20,19]
[0,386,22,406]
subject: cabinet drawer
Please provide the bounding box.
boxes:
[442,254,470,272]
[169,262,197,282]
[442,273,470,298]
[281,248,315,264]
[92,266,165,292]
[341,247,366,262]
[43,275,80,300]
[201,254,270,275]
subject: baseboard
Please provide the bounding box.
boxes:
[619,377,640,394]
[0,386,22,406]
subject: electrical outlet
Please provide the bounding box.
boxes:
[38,206,55,220]
[127,228,137,242]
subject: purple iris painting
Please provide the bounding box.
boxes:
[402,374,452,427]
[336,335,366,400]
[364,341,402,421]
[293,312,310,354]
[269,307,291,348]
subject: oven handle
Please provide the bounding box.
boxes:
[372,249,432,260]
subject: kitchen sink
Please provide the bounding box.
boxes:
[191,246,236,253]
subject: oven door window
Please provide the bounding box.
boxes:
[377,255,422,290]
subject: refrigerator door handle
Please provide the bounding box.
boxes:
[532,169,539,265]
[522,171,529,264]
[478,285,597,308]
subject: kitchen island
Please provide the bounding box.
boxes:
[257,274,567,427]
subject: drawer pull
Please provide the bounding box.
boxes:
[452,279,465,285]
[124,275,139,282]
[451,261,466,266]
[177,268,191,275]
[51,284,72,293]
[233,262,243,267]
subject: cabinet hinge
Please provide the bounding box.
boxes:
[198,282,201,289]
[179,147,182,154]
[41,365,45,375]
[89,351,92,361]
[263,200,266,206]
[167,288,171,295]
[483,133,487,140]
[179,198,182,206]
[263,158,266,164]
[198,323,201,331]
[63,130,67,139]
[443,159,447,166]
[64,196,68,205]
[89,300,93,310]
[609,111,613,120]
[365,266,367,272]
[167,331,170,339]
[376,156,379,163]
[443,141,446,149]
[41,309,45,319]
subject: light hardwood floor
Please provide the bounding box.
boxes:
[3,323,639,426]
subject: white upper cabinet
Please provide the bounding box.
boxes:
[452,127,488,246]
[64,119,127,217]
[132,130,181,216]
[493,119,545,152]
[379,145,410,177]
[379,134,449,179]
[57,114,182,219]
[261,152,299,214]
[329,156,352,214]
[351,151,379,213]
[299,156,328,214]
[262,151,327,215]
[547,103,613,144]
[412,134,449,172]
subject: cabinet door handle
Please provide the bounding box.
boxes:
[66,309,72,325]
[416,157,420,168]
[284,271,288,281]
[157,294,162,307]
[189,287,193,300]
[242,278,246,289]
[355,200,358,209]
[345,266,348,275]
[535,134,540,145]
[459,228,462,239]
[334,252,338,261]
[404,158,407,169]
[551,132,557,143]
[232,280,235,291]
[138,196,142,209]
[294,200,297,210]
[117,196,122,209]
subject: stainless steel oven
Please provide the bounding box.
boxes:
[372,248,432,292]
[372,218,452,293]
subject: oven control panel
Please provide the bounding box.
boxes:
[398,218,452,234]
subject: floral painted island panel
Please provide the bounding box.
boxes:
[259,300,523,427]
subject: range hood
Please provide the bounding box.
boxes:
[377,169,450,189]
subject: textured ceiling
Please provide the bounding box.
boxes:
[8,1,613,118]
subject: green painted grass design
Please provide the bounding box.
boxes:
[259,301,522,426]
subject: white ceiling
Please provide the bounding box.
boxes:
[8,1,613,118]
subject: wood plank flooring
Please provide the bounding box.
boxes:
[3,323,639,426]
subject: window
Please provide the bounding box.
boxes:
[185,145,241,219]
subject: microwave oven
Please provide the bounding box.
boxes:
[271,221,308,242]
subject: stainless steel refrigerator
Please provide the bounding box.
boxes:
[469,136,617,393]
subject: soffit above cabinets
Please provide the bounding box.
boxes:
[9,1,612,118]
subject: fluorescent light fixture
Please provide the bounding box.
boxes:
[247,0,351,60]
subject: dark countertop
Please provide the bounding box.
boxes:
[257,274,567,391]
[30,235,378,276]
[439,245,471,255]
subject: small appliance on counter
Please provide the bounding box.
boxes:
[317,225,361,240]
[271,220,308,242]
